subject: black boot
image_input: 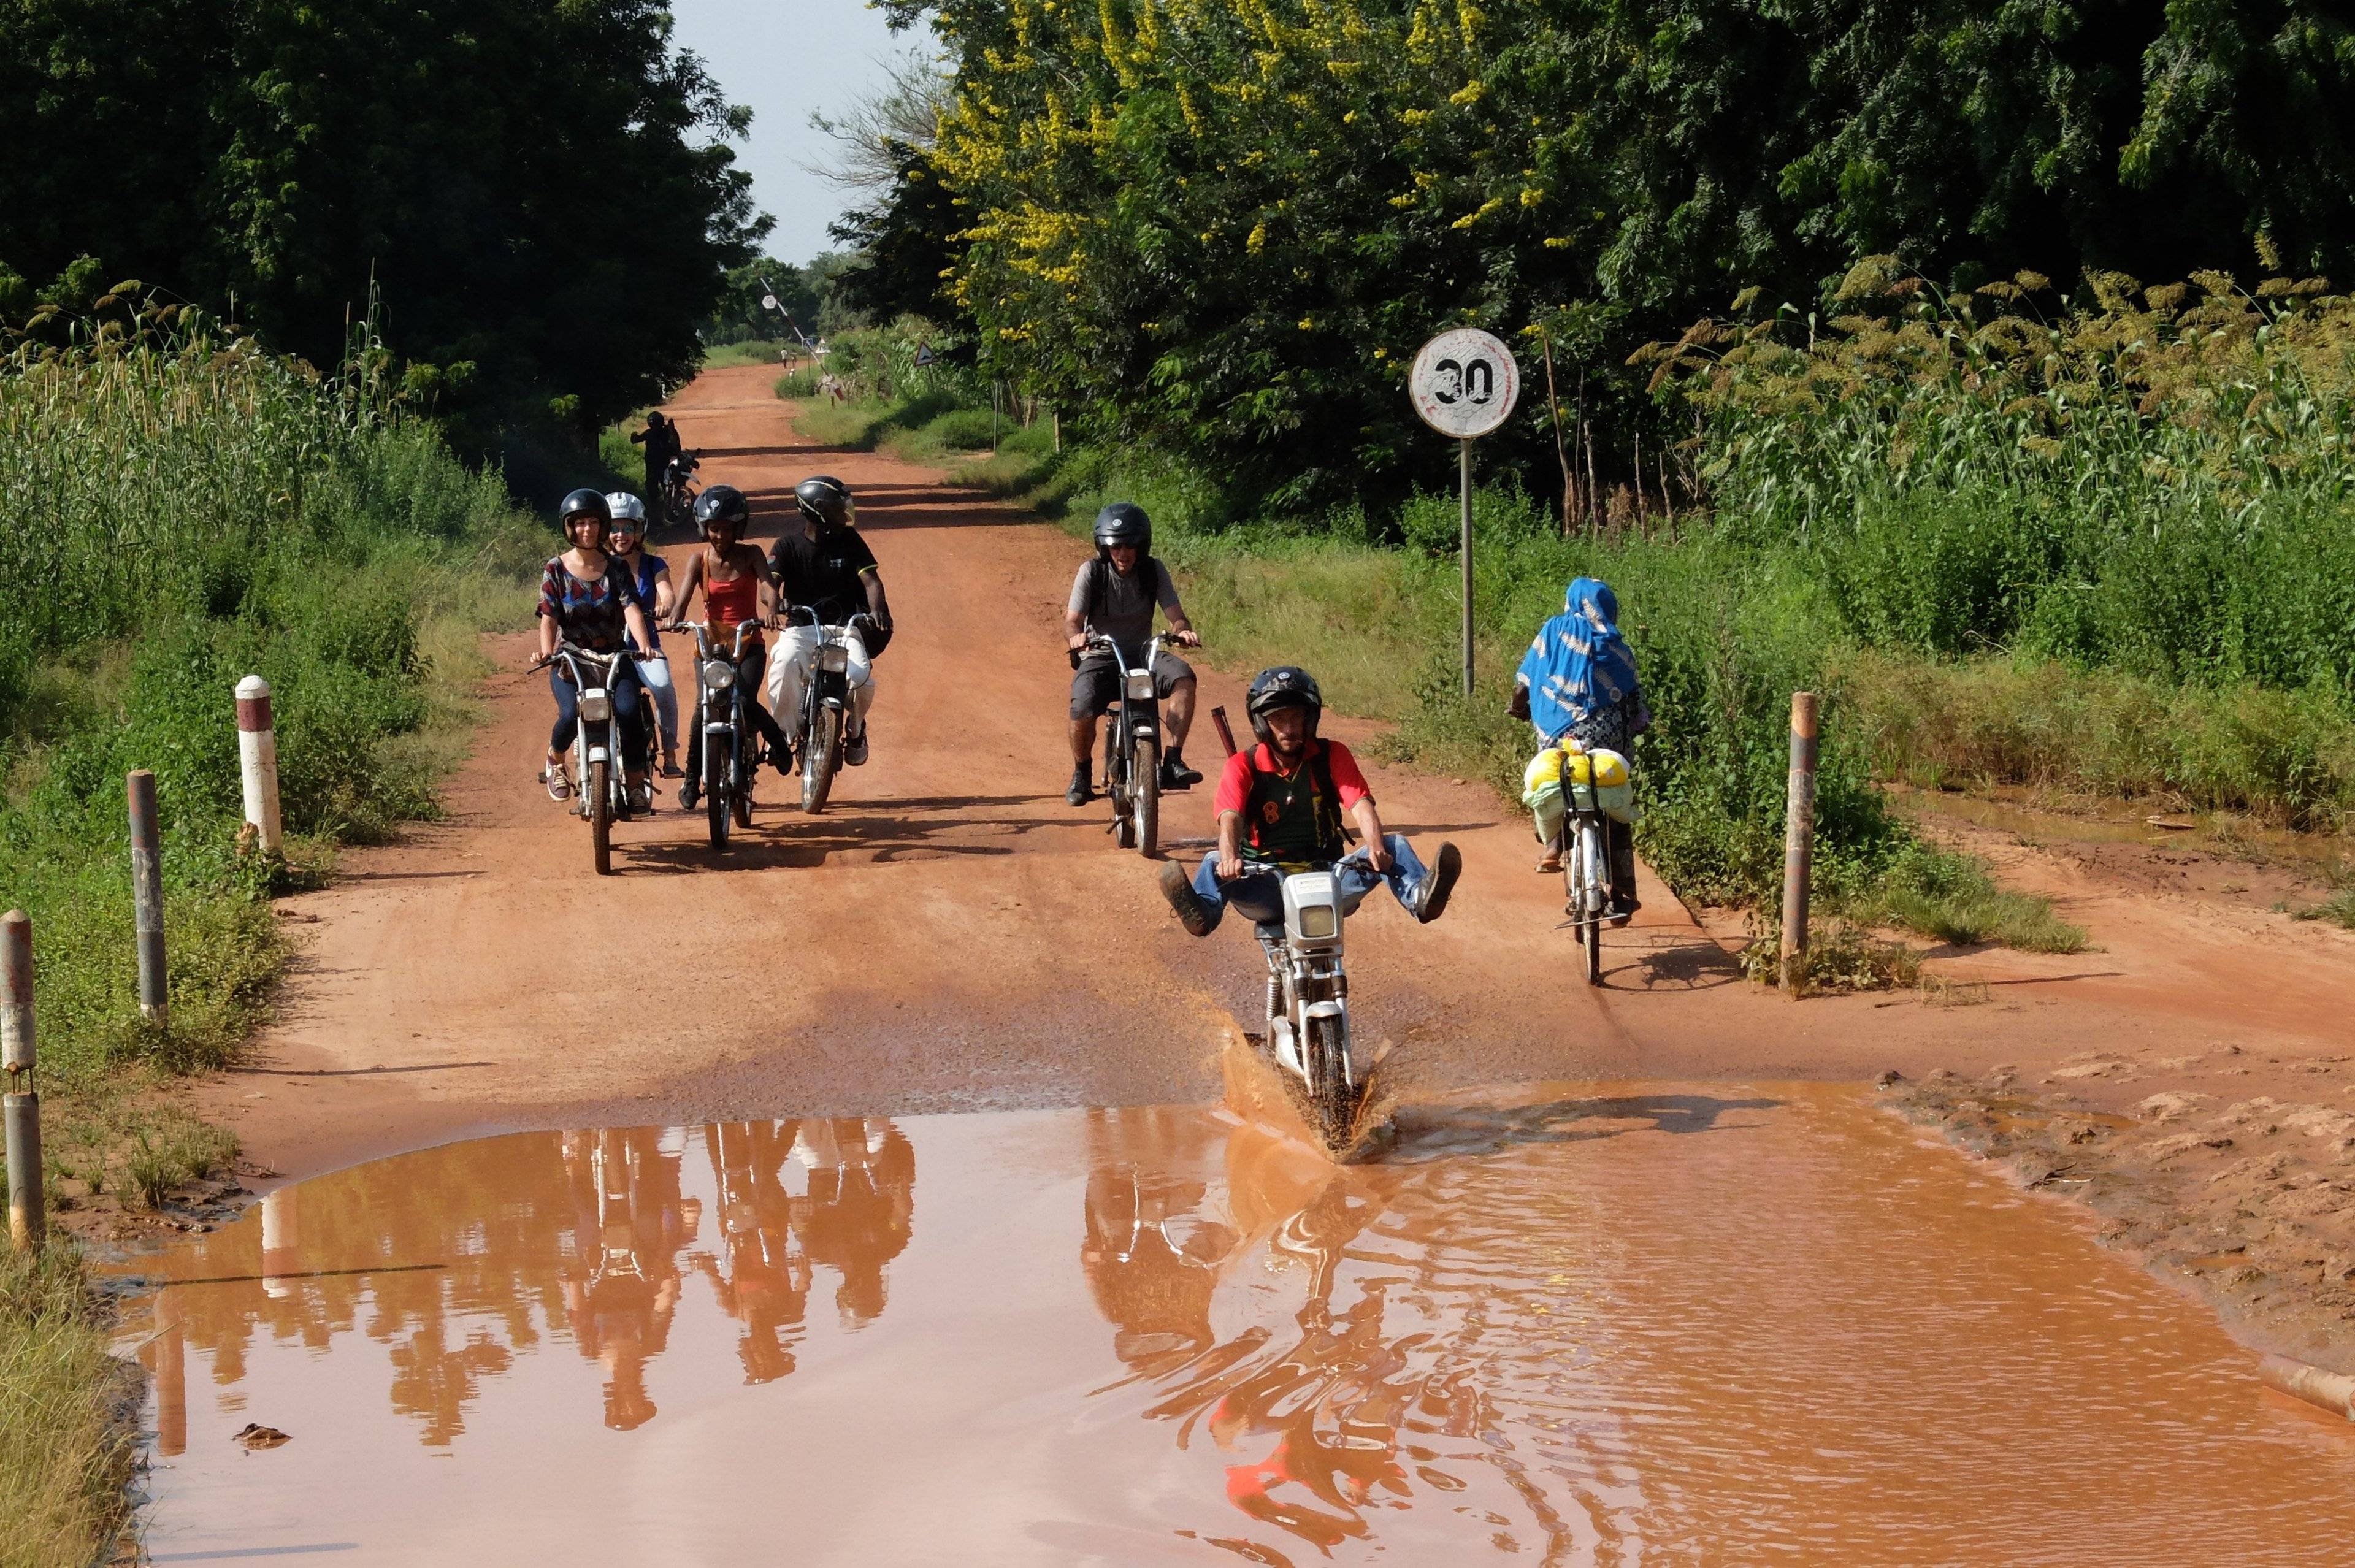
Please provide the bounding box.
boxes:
[1066,765,1093,806]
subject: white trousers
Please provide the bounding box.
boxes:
[766,624,875,735]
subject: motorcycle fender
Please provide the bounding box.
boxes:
[1132,722,1157,741]
[1304,1000,1346,1022]
[1270,1019,1304,1076]
[705,722,735,738]
[586,746,610,765]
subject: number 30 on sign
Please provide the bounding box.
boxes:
[1409,328,1520,438]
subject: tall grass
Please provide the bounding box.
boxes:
[0,1246,136,1568]
[0,324,540,1087]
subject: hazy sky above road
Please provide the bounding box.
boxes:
[668,0,921,265]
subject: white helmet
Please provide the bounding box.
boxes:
[605,491,649,526]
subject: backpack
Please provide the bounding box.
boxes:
[1238,743,1348,865]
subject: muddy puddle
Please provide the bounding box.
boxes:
[115,1087,2355,1565]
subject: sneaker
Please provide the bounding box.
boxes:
[844,728,868,766]
[1158,861,1217,937]
[1161,750,1202,789]
[1407,841,1462,925]
[678,777,700,810]
[542,763,571,802]
[1066,766,1093,806]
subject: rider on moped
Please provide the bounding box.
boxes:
[534,488,656,807]
[1065,502,1202,806]
[1509,575,1646,918]
[767,475,892,768]
[1157,666,1460,936]
[672,484,792,808]
[605,493,680,779]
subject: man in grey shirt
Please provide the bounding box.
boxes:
[1064,502,1201,805]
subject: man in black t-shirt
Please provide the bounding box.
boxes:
[767,475,892,765]
[629,412,683,504]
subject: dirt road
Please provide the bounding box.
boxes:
[201,367,2355,1179]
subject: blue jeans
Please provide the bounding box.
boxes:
[550,660,648,765]
[1186,836,1430,934]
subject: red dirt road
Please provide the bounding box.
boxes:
[201,368,2355,1178]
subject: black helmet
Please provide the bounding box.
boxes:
[559,488,613,534]
[796,475,855,532]
[693,484,750,538]
[1093,502,1151,558]
[1246,666,1323,746]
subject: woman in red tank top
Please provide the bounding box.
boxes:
[671,487,791,803]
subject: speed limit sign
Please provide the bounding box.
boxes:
[1409,328,1520,438]
[1409,326,1521,696]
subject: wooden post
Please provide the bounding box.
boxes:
[236,676,283,855]
[1538,327,1574,535]
[128,770,168,1028]
[1780,692,1819,995]
[2,909,43,1250]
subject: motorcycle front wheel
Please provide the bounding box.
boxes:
[705,736,730,851]
[1306,1011,1355,1146]
[1133,735,1160,859]
[588,757,613,876]
[802,704,841,814]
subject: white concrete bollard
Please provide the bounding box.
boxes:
[261,1187,299,1300]
[236,675,283,855]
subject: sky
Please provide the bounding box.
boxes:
[667,0,920,266]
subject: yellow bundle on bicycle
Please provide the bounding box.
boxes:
[1526,743,1634,822]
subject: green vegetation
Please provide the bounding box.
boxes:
[0,306,538,1564]
[861,0,2355,510]
[1,1,767,466]
[0,1245,136,1568]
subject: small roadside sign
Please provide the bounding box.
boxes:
[1409,327,1522,696]
[914,341,936,367]
[760,293,779,312]
[1409,327,1520,438]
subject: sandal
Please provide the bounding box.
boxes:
[542,759,572,801]
[1536,851,1563,873]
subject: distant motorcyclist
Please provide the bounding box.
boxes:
[768,475,891,767]
[1509,575,1646,916]
[606,493,679,779]
[1157,666,1459,935]
[1065,502,1202,806]
[672,484,792,807]
[629,411,683,506]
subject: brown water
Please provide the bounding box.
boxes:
[115,1087,2355,1566]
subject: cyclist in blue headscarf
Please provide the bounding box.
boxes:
[1510,577,1647,908]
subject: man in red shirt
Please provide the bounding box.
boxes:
[1158,666,1460,935]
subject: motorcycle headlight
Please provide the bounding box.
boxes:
[1295,903,1339,940]
[700,660,735,691]
[578,689,613,724]
[1124,671,1157,702]
[818,643,851,673]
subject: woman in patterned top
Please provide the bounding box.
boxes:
[534,489,657,806]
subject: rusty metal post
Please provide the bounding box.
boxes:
[1779,692,1819,995]
[236,675,283,855]
[128,770,169,1029]
[3,909,43,1250]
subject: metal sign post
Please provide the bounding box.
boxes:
[1409,328,1520,697]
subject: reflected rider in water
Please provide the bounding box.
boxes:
[793,1118,915,1328]
[560,1128,693,1431]
[697,1120,814,1384]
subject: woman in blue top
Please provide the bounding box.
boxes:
[1509,576,1647,912]
[606,494,680,778]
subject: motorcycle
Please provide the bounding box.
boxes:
[661,451,702,528]
[1251,852,1379,1149]
[782,605,872,815]
[670,618,762,849]
[1081,630,1179,857]
[537,642,645,875]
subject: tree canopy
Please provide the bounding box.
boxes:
[0,0,768,430]
[882,0,2355,508]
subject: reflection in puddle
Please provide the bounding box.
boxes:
[119,1091,2355,1564]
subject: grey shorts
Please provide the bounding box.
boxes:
[1071,649,1193,720]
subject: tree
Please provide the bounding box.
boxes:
[0,0,770,431]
